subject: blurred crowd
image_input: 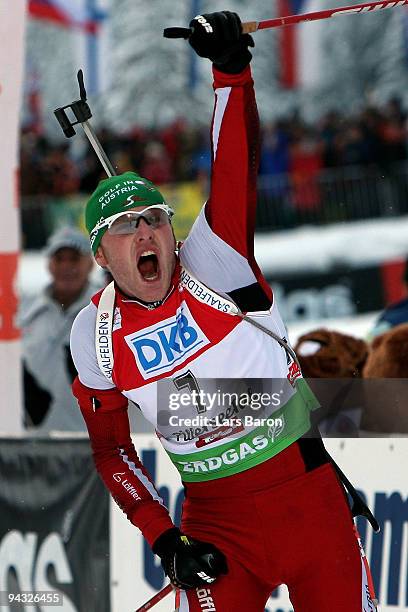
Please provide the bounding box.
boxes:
[21,97,408,198]
[20,121,211,197]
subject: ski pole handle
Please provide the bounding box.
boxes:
[163,27,191,39]
[163,21,258,39]
[242,21,259,33]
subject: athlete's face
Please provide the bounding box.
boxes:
[95,206,176,302]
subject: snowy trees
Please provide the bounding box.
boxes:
[25,0,408,135]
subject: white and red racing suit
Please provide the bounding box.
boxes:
[70,66,376,611]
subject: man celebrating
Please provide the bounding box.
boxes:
[70,11,376,610]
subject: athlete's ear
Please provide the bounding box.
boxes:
[95,245,108,269]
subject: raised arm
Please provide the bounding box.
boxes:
[206,66,259,258]
[180,12,272,309]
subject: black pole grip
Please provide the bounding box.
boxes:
[54,108,76,138]
[163,27,192,39]
[77,69,87,101]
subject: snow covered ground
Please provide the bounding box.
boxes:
[255,215,408,275]
[288,310,379,343]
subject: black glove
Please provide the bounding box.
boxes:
[152,527,228,589]
[189,11,254,74]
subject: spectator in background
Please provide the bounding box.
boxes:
[379,98,408,214]
[191,127,211,185]
[41,144,80,196]
[318,111,342,167]
[258,121,291,229]
[161,118,186,178]
[79,145,106,193]
[139,141,173,185]
[359,108,384,166]
[368,258,408,339]
[337,121,370,166]
[385,96,406,125]
[111,149,134,174]
[19,99,408,198]
[289,126,323,224]
[22,226,99,431]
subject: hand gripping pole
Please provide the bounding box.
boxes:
[163,0,408,38]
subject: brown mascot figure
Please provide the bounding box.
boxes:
[362,323,408,434]
[295,329,368,434]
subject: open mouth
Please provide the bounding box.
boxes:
[137,251,159,281]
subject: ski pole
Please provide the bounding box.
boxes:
[163,0,408,39]
[135,583,174,611]
[54,70,116,177]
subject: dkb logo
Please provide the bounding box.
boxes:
[125,302,209,379]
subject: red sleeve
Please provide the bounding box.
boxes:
[206,66,272,302]
[72,377,174,547]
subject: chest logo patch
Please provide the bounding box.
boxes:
[125,302,209,379]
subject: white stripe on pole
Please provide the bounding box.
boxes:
[0,0,26,434]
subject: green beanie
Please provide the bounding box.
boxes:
[85,171,166,254]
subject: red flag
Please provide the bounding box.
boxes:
[28,0,100,34]
[277,0,310,88]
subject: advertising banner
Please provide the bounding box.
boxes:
[268,257,407,323]
[0,439,110,612]
[0,436,406,610]
[270,265,383,323]
[112,436,408,612]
